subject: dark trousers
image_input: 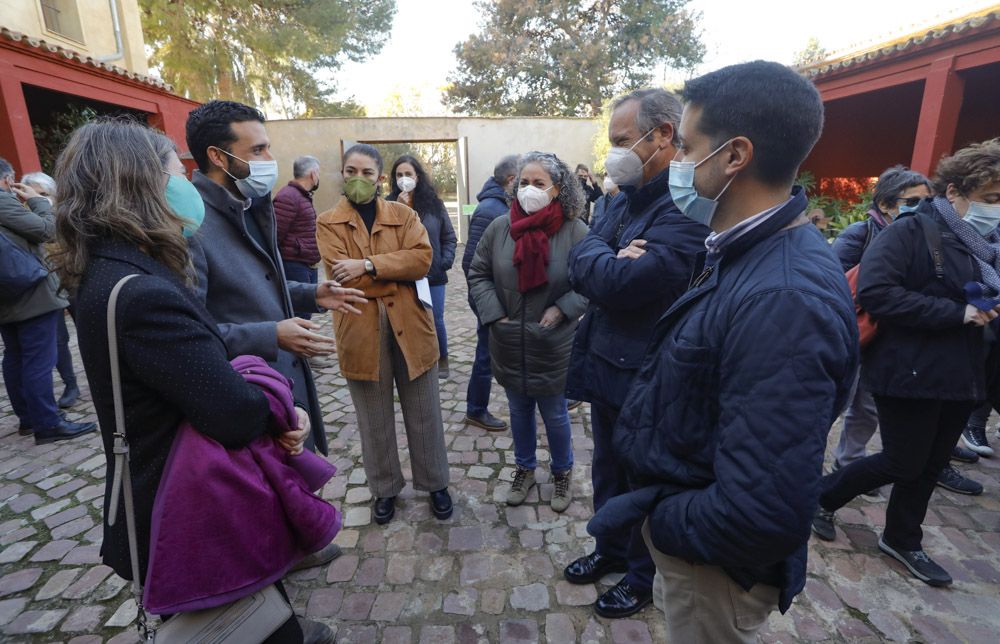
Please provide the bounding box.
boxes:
[592,401,655,591]
[819,395,976,551]
[55,309,76,389]
[0,310,61,429]
[466,321,493,416]
[429,284,448,359]
[282,260,317,320]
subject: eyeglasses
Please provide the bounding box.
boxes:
[895,196,923,208]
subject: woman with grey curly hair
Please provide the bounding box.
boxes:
[468,151,589,512]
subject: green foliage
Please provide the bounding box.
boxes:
[445,0,704,117]
[798,171,872,239]
[139,0,395,114]
[32,104,98,174]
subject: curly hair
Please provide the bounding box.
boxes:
[933,139,1000,197]
[185,100,266,173]
[387,155,447,219]
[516,152,585,219]
[50,119,190,292]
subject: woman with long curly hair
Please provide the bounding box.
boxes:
[468,151,589,513]
[387,154,457,377]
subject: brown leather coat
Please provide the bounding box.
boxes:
[316,197,437,382]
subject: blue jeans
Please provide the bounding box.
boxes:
[504,388,574,473]
[0,310,61,429]
[429,284,447,358]
[55,309,76,389]
[283,260,317,320]
[591,401,654,591]
[466,321,493,416]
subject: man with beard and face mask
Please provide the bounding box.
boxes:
[273,155,323,318]
[562,88,708,620]
[587,62,857,643]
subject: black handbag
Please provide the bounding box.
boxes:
[0,228,48,301]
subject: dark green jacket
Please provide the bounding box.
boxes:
[468,215,589,396]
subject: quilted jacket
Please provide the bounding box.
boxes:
[565,170,709,410]
[589,189,858,613]
[273,181,321,265]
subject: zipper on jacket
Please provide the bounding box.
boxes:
[692,264,715,288]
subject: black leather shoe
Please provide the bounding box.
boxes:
[563,551,627,584]
[34,419,97,445]
[430,488,453,520]
[594,580,653,619]
[17,424,32,437]
[465,412,508,432]
[373,497,395,525]
[58,384,80,409]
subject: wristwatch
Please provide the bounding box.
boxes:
[364,258,376,276]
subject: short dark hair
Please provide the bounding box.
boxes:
[681,61,824,186]
[343,144,383,175]
[493,155,519,184]
[933,138,1000,197]
[185,100,266,173]
[575,163,589,172]
[872,165,931,209]
[0,157,13,180]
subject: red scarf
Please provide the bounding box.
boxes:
[509,198,565,293]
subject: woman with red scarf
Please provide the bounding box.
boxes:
[468,152,589,512]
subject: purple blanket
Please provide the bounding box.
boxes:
[143,355,340,614]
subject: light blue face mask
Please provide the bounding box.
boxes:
[897,204,920,215]
[668,139,738,227]
[963,200,1000,236]
[165,174,206,237]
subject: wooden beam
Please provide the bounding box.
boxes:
[910,56,965,175]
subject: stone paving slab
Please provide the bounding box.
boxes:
[1,247,1000,642]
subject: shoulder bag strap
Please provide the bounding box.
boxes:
[917,212,945,279]
[103,274,154,641]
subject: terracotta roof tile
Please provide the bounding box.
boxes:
[0,26,172,91]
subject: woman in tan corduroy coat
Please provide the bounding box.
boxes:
[316,144,452,526]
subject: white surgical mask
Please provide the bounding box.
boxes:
[397,176,417,193]
[603,177,615,192]
[217,148,278,199]
[517,184,554,213]
[963,201,1000,236]
[668,139,738,228]
[604,126,660,188]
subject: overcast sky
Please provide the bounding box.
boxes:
[328,0,994,115]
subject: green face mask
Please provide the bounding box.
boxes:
[344,176,377,204]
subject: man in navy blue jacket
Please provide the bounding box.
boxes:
[462,155,518,431]
[588,62,857,642]
[563,88,708,619]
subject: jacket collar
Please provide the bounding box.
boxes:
[623,167,674,215]
[192,171,278,268]
[286,181,314,201]
[326,196,405,229]
[192,171,248,215]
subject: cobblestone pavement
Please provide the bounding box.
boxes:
[2,253,1000,643]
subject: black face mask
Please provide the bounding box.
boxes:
[310,181,320,194]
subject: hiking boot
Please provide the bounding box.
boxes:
[951,445,980,464]
[936,465,983,496]
[551,469,573,513]
[438,356,450,379]
[878,538,952,586]
[811,507,836,541]
[465,411,508,431]
[962,426,993,456]
[507,466,535,506]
